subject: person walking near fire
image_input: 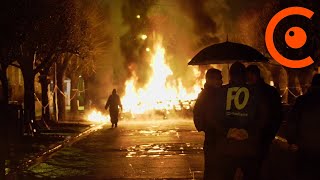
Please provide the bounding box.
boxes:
[105,89,122,128]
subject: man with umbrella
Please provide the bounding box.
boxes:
[215,62,269,180]
[189,41,270,179]
[193,68,224,180]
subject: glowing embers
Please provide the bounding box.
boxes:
[86,109,109,124]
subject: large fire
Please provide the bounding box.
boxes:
[122,38,204,114]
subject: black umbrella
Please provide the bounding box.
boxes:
[188,41,269,65]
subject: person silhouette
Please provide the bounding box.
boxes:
[105,89,122,128]
[215,62,269,180]
[287,74,320,180]
[193,68,224,180]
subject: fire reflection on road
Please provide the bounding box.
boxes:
[125,143,203,158]
[21,119,204,179]
[114,119,203,158]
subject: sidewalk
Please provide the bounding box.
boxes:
[5,115,93,177]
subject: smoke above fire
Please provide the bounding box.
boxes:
[92,0,272,105]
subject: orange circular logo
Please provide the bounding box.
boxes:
[265,7,314,68]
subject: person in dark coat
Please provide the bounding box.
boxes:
[215,62,269,180]
[105,89,122,128]
[246,65,282,159]
[286,74,320,180]
[193,68,224,180]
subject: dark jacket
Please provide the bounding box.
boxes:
[193,83,225,133]
[105,94,122,113]
[287,89,320,154]
[216,82,269,158]
[254,79,282,147]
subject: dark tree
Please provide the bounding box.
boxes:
[62,0,112,116]
[0,0,86,131]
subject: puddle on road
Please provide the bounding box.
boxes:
[126,128,198,137]
[138,129,177,136]
[124,143,203,158]
[139,130,158,134]
[126,152,137,157]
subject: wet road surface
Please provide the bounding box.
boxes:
[20,119,205,179]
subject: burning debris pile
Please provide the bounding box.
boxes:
[121,37,203,117]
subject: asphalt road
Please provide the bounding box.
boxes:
[17,117,297,180]
[20,118,205,179]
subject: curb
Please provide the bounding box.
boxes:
[6,122,106,177]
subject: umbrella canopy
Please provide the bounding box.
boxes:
[188,41,269,65]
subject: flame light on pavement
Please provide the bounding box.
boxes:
[122,36,203,115]
[86,109,109,124]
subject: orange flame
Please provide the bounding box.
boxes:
[122,37,203,114]
[86,109,109,123]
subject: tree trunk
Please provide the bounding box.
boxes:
[0,66,9,104]
[70,73,79,113]
[0,66,8,180]
[56,53,73,121]
[21,62,36,133]
[297,68,315,94]
[269,66,281,91]
[286,70,298,105]
[39,72,50,123]
[83,77,90,111]
[56,70,65,121]
[53,70,58,122]
[0,103,8,180]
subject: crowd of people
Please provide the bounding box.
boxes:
[193,62,320,180]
